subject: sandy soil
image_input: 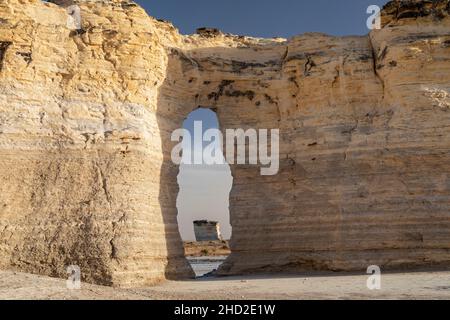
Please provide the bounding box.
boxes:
[184,241,230,257]
[2,269,450,300]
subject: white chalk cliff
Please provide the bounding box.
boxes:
[0,0,449,286]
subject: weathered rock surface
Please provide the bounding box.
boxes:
[0,0,449,286]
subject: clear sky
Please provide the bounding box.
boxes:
[135,0,389,38]
[134,0,391,241]
[177,109,233,241]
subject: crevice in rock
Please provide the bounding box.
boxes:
[368,35,386,101]
[0,41,12,71]
[169,48,201,72]
[208,80,235,101]
[264,93,278,106]
[16,51,32,65]
[303,55,316,76]
[224,89,255,101]
[281,45,289,67]
[94,160,113,211]
[332,65,340,88]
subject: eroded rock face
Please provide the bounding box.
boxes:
[0,0,195,287]
[0,0,449,286]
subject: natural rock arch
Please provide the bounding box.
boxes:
[0,0,450,287]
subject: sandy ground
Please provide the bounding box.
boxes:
[184,241,230,257]
[2,269,450,300]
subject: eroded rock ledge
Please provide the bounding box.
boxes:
[0,0,449,286]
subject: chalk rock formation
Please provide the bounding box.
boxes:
[0,0,449,286]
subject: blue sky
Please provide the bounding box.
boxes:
[136,0,389,38]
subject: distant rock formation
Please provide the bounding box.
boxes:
[193,220,223,242]
[0,0,449,286]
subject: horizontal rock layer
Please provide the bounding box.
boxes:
[0,0,449,286]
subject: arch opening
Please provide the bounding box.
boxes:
[176,108,233,277]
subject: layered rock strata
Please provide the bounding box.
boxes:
[0,0,449,286]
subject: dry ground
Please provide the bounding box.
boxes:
[1,269,450,300]
[184,241,230,257]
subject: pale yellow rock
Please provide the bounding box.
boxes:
[0,0,449,286]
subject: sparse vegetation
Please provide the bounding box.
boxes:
[184,240,230,257]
